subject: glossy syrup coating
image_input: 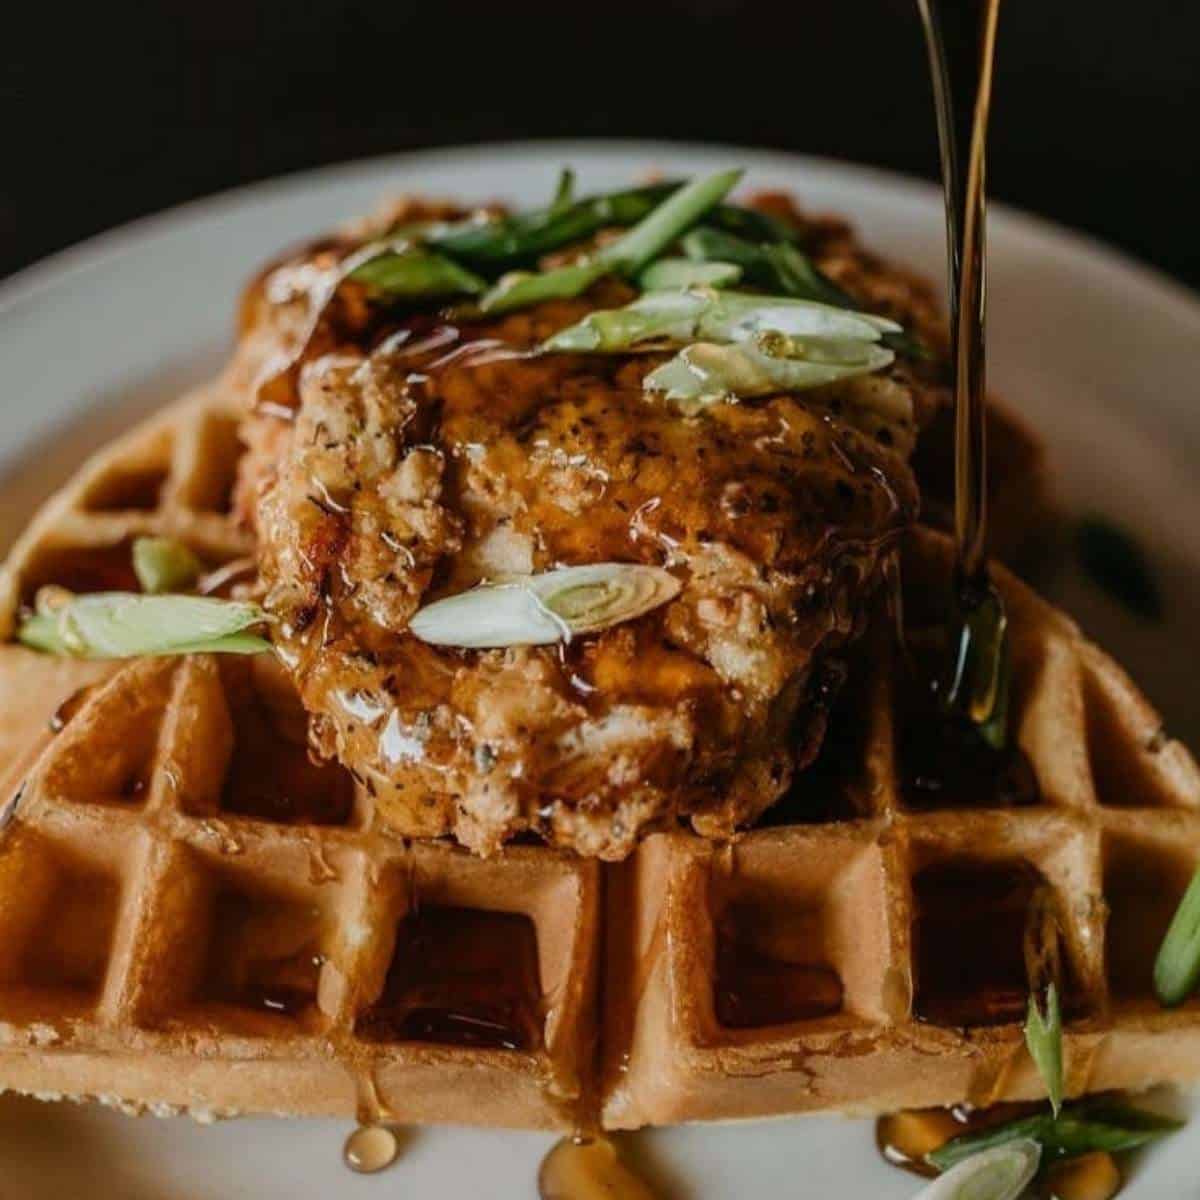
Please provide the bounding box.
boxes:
[239,194,939,858]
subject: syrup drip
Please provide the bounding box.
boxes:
[538,1135,658,1200]
[1042,1152,1123,1200]
[899,642,1039,811]
[876,1102,1042,1179]
[343,1123,401,1175]
[875,1108,963,1178]
[877,1108,1124,1198]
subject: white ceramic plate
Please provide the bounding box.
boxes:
[1,142,1197,1198]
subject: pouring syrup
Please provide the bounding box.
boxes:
[915,0,1012,746]
[877,7,1127,1195]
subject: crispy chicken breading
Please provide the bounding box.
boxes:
[234,192,944,858]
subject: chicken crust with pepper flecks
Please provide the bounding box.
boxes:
[232,190,940,858]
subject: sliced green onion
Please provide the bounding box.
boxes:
[544,289,897,356]
[763,241,859,308]
[544,291,708,353]
[17,591,270,659]
[684,228,925,357]
[162,633,274,655]
[928,1101,1183,1173]
[596,169,743,275]
[473,172,743,318]
[549,168,576,214]
[684,226,773,272]
[550,167,576,213]
[478,260,609,315]
[1024,982,1064,1117]
[683,228,850,304]
[427,177,800,273]
[1154,863,1200,1006]
[644,340,894,412]
[915,1140,1040,1200]
[705,202,806,247]
[348,247,486,298]
[132,537,203,595]
[16,613,68,654]
[638,258,742,290]
[427,182,679,270]
[409,563,680,648]
[701,291,899,340]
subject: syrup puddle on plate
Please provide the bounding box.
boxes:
[877,1106,1125,1198]
[343,1123,402,1175]
[538,1135,658,1200]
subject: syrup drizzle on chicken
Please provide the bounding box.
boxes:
[238,193,942,858]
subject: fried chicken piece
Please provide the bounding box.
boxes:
[231,191,945,858]
[216,182,1032,854]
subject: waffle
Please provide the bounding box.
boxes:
[0,229,1181,1129]
[0,384,253,641]
[1,509,1197,1129]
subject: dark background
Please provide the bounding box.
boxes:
[3,1,1198,286]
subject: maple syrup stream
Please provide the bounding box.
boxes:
[879,5,1123,1197]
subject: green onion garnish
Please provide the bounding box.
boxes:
[682,227,852,306]
[428,181,679,271]
[544,289,897,355]
[915,1140,1040,1200]
[132,536,203,595]
[409,563,680,648]
[638,258,742,290]
[429,177,788,274]
[478,171,743,315]
[762,241,859,308]
[683,227,924,357]
[594,169,743,276]
[704,202,807,247]
[927,1101,1183,1173]
[544,290,708,353]
[1024,982,1064,1117]
[348,247,487,298]
[478,260,610,315]
[1154,863,1200,1007]
[17,591,270,659]
[549,167,576,214]
[644,340,894,412]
